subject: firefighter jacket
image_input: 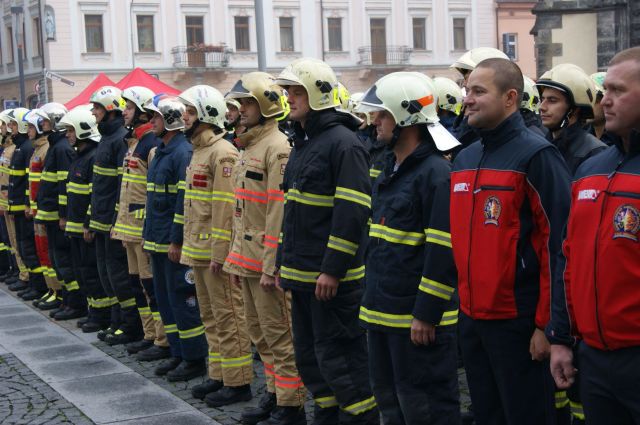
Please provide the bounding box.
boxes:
[548,123,607,176]
[143,132,192,254]
[7,133,34,215]
[112,124,158,242]
[35,132,75,224]
[181,128,238,267]
[361,142,458,332]
[27,134,51,216]
[277,110,371,292]
[223,119,290,278]
[450,112,571,329]
[65,142,97,238]
[0,136,15,211]
[547,132,640,350]
[520,109,548,138]
[89,116,128,234]
[357,126,389,182]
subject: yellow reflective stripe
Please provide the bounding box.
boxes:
[315,395,339,409]
[113,223,143,237]
[41,171,58,182]
[122,174,147,184]
[220,354,252,368]
[58,195,68,205]
[34,209,59,221]
[334,186,371,209]
[570,401,584,419]
[182,244,211,260]
[419,277,455,301]
[117,167,123,175]
[164,324,178,334]
[0,199,7,207]
[327,235,358,255]
[152,311,161,320]
[179,325,205,339]
[286,188,334,207]
[65,221,85,233]
[91,297,118,308]
[143,241,170,253]
[343,396,377,415]
[185,189,213,201]
[67,182,91,194]
[89,220,111,232]
[93,165,118,176]
[555,391,569,409]
[57,170,69,180]
[369,168,381,178]
[209,351,222,363]
[134,208,145,219]
[120,298,136,308]
[146,183,178,193]
[425,228,452,248]
[177,180,186,190]
[369,224,424,246]
[66,280,80,291]
[280,265,364,283]
[8,204,27,212]
[138,307,151,315]
[211,190,235,203]
[173,214,184,225]
[209,227,231,241]
[359,307,458,328]
[8,168,26,176]
[439,309,458,326]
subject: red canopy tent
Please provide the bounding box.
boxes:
[64,73,117,110]
[115,68,180,95]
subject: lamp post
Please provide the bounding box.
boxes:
[10,6,26,107]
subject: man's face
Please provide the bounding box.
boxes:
[239,97,262,129]
[286,85,311,122]
[92,103,106,123]
[372,110,396,144]
[123,100,137,127]
[65,126,77,145]
[8,121,17,134]
[151,111,165,135]
[0,122,6,136]
[602,60,640,137]
[226,104,240,125]
[464,67,508,129]
[27,124,37,140]
[183,106,198,131]
[592,97,605,125]
[539,87,571,130]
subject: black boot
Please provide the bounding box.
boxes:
[154,357,182,376]
[82,320,109,333]
[37,292,62,310]
[8,280,28,292]
[54,307,87,321]
[97,326,117,341]
[242,392,277,424]
[126,339,154,354]
[191,379,224,400]
[32,290,53,307]
[257,406,306,425]
[21,289,46,301]
[49,306,64,318]
[166,358,206,382]
[77,316,90,328]
[104,330,143,346]
[205,385,252,407]
[136,345,171,362]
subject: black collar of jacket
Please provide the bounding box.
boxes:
[382,140,436,183]
[47,131,66,146]
[98,115,125,136]
[548,122,584,153]
[610,129,640,156]
[12,133,27,148]
[478,112,524,150]
[292,109,361,146]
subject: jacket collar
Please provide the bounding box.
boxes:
[191,127,226,148]
[98,115,125,136]
[12,133,27,148]
[157,132,187,155]
[132,122,154,140]
[34,134,50,148]
[611,129,640,156]
[48,131,66,146]
[478,111,524,150]
[237,119,278,149]
[549,122,583,154]
[292,109,361,146]
[382,141,436,182]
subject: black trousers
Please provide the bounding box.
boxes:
[94,232,142,335]
[459,312,556,425]
[13,214,46,292]
[69,236,110,323]
[291,286,379,425]
[368,329,460,425]
[45,224,85,309]
[0,217,12,273]
[578,342,640,425]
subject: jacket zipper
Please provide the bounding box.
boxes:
[474,185,515,192]
[610,191,640,200]
[467,150,487,314]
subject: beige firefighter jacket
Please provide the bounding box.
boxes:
[223,119,290,278]
[180,128,239,267]
[0,137,15,211]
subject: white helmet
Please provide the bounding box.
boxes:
[179,85,227,129]
[357,72,460,151]
[7,108,30,134]
[39,103,68,127]
[0,109,14,129]
[143,94,186,131]
[122,86,156,112]
[59,107,100,141]
[451,47,510,74]
[90,86,126,112]
[433,77,463,115]
[348,92,371,125]
[25,109,49,134]
[521,76,541,112]
[275,57,340,111]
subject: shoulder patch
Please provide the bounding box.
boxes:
[277,153,289,160]
[219,156,236,165]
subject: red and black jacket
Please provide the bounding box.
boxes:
[450,112,571,328]
[547,132,640,350]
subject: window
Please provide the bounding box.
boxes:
[6,27,14,63]
[453,17,466,51]
[185,16,204,45]
[32,17,42,57]
[137,15,155,52]
[84,14,104,52]
[235,16,250,51]
[328,17,342,51]
[413,17,426,50]
[502,33,517,60]
[279,17,294,51]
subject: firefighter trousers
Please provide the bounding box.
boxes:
[0,217,12,273]
[4,214,29,281]
[367,328,459,425]
[45,224,84,309]
[241,276,305,405]
[124,241,167,347]
[34,223,61,291]
[69,237,112,323]
[95,232,142,336]
[459,312,557,425]
[577,342,640,425]
[291,286,379,425]
[13,214,46,293]
[194,267,252,386]
[150,253,207,361]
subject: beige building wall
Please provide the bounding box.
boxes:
[497,2,538,78]
[551,13,598,73]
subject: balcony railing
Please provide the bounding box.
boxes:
[357,45,412,66]
[171,45,231,69]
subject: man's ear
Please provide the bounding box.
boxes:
[504,88,519,108]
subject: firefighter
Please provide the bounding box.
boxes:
[274,58,379,425]
[548,46,640,425]
[356,72,461,425]
[433,76,464,133]
[450,58,571,425]
[5,108,48,301]
[347,93,385,182]
[586,72,608,142]
[520,76,547,137]
[142,95,208,381]
[111,86,170,361]
[60,107,114,333]
[224,73,307,424]
[225,98,244,143]
[0,111,17,284]
[88,86,144,345]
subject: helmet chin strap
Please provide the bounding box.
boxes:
[552,107,574,132]
[385,126,402,150]
[185,120,200,138]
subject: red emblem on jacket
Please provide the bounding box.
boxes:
[613,204,640,241]
[483,196,502,226]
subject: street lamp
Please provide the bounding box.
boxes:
[10,6,26,107]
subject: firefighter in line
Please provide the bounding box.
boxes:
[274,58,379,424]
[224,73,307,424]
[176,85,254,400]
[112,86,170,361]
[520,76,547,137]
[433,76,464,134]
[142,95,208,381]
[0,111,19,286]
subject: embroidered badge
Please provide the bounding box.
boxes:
[185,295,197,307]
[483,196,502,226]
[185,268,195,285]
[219,156,236,165]
[277,153,289,160]
[613,204,640,241]
[223,166,232,177]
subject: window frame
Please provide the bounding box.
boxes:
[327,17,343,52]
[136,14,155,53]
[279,16,294,52]
[234,16,250,52]
[412,17,426,51]
[84,14,104,53]
[452,17,467,51]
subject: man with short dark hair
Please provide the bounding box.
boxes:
[450,58,571,425]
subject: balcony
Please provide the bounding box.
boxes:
[357,45,412,67]
[171,44,231,70]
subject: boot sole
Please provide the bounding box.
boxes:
[205,392,253,408]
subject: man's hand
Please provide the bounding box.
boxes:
[530,328,551,361]
[209,260,223,274]
[83,229,94,243]
[168,243,182,263]
[260,273,278,292]
[25,209,33,219]
[315,273,338,301]
[59,218,67,231]
[411,318,436,346]
[230,274,241,288]
[550,344,577,389]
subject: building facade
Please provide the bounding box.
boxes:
[496,0,538,78]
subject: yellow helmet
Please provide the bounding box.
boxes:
[433,77,463,115]
[226,72,287,118]
[90,86,126,112]
[347,92,371,125]
[7,108,30,134]
[521,76,541,112]
[451,47,510,74]
[274,57,340,111]
[537,63,596,119]
[337,82,351,111]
